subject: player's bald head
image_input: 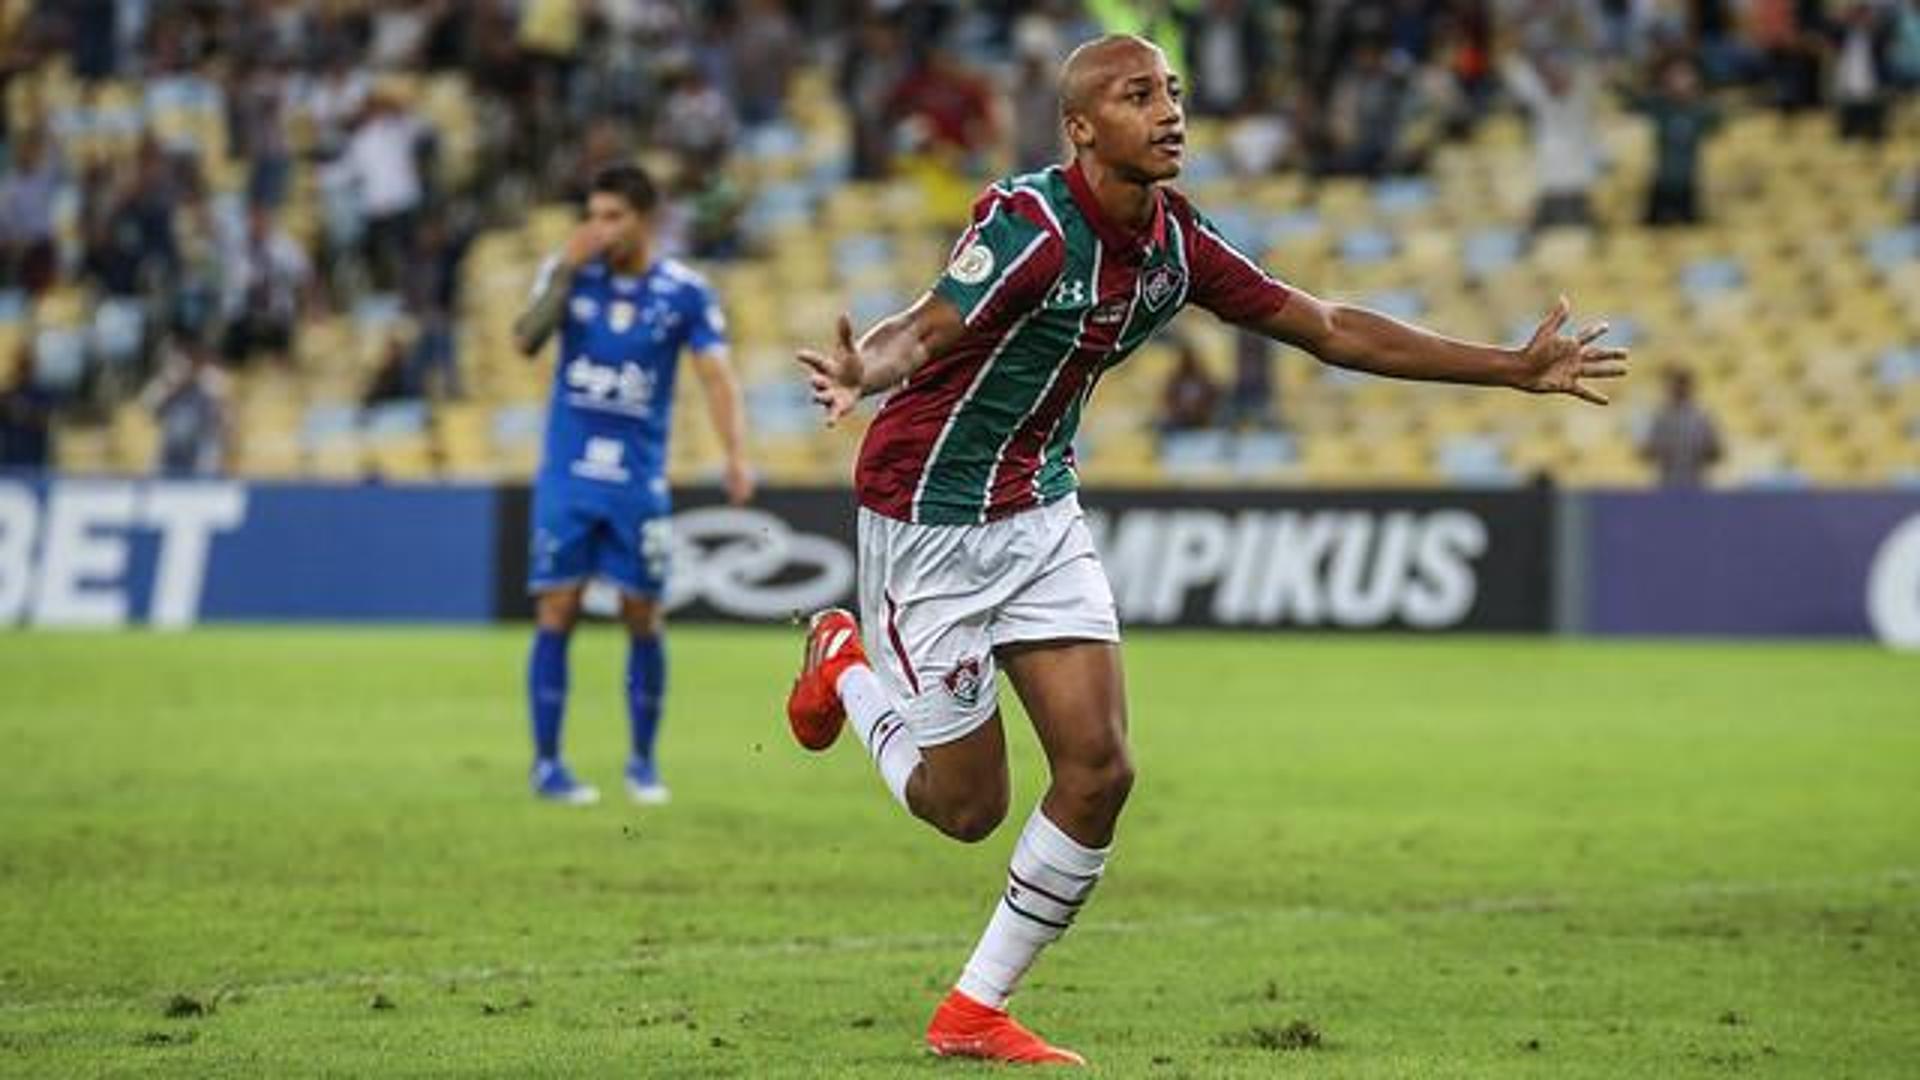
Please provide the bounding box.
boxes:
[1059,33,1166,117]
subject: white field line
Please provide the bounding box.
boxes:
[2,868,1912,1017]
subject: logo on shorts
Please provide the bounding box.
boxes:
[948,243,995,286]
[1142,264,1185,310]
[942,656,984,709]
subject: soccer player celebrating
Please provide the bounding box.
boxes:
[788,35,1627,1065]
[513,164,752,806]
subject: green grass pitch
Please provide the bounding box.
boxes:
[1,628,1915,1077]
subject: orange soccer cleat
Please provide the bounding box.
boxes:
[925,989,1087,1067]
[785,608,869,752]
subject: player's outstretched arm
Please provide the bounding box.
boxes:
[1251,292,1630,405]
[692,348,755,505]
[796,295,966,426]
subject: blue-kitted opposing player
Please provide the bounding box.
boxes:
[511,164,754,806]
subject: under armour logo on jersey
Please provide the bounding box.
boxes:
[1049,277,1090,309]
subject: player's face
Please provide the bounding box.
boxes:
[586,192,650,263]
[1071,49,1185,184]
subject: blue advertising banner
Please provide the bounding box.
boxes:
[1583,491,1920,644]
[0,476,499,626]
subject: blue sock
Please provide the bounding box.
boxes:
[529,629,570,761]
[627,634,666,763]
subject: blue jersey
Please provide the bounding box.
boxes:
[534,255,727,515]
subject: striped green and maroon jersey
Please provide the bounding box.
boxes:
[857,160,1293,525]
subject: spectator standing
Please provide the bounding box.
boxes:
[888,46,998,167]
[1225,330,1279,430]
[1639,368,1723,487]
[141,340,230,477]
[1750,0,1825,111]
[1010,16,1066,172]
[302,49,371,160]
[0,345,52,470]
[840,16,909,179]
[364,332,420,407]
[401,213,468,398]
[1187,0,1266,117]
[1633,55,1721,226]
[1324,36,1410,176]
[83,135,181,298]
[0,127,62,293]
[228,55,293,209]
[1832,2,1895,141]
[342,90,428,290]
[731,0,801,127]
[1160,341,1222,434]
[1504,46,1600,231]
[658,62,740,171]
[220,204,313,366]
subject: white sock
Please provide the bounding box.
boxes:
[837,665,921,812]
[955,807,1110,1009]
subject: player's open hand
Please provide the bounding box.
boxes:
[796,313,864,427]
[1515,297,1631,405]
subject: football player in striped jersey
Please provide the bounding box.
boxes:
[787,34,1627,1065]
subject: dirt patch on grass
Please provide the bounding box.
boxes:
[137,1030,197,1048]
[162,994,209,1019]
[1224,1019,1324,1052]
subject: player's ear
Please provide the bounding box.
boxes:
[1064,112,1093,152]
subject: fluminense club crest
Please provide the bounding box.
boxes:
[942,656,984,708]
[1142,263,1185,310]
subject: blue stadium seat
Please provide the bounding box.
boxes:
[1681,258,1745,297]
[491,403,545,448]
[362,401,429,440]
[301,404,361,449]
[1463,228,1522,277]
[1875,346,1920,386]
[31,328,87,394]
[1373,177,1436,216]
[833,234,895,277]
[1436,435,1516,485]
[1230,430,1297,474]
[1159,430,1230,473]
[1339,227,1397,265]
[849,287,904,329]
[1863,226,1920,273]
[1361,288,1427,321]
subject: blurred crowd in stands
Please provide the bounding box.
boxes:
[0,0,1917,479]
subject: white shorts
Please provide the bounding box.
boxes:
[857,493,1120,748]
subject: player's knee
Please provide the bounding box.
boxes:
[622,605,663,638]
[1057,749,1134,817]
[535,592,582,632]
[925,778,1009,843]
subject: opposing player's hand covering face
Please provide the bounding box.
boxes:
[1061,35,1185,184]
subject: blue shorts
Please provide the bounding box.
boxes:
[527,489,670,598]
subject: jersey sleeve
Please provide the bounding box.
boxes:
[685,282,728,354]
[1185,209,1292,325]
[931,189,1063,330]
[527,254,566,302]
